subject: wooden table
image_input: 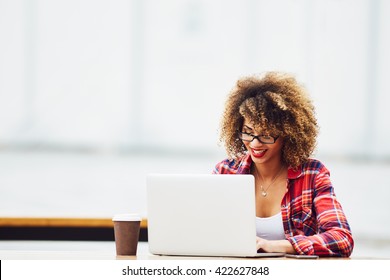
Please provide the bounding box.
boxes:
[0,240,357,260]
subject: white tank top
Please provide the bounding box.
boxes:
[256,212,286,240]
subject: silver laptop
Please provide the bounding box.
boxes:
[146,174,284,258]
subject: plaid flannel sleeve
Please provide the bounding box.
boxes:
[287,167,354,257]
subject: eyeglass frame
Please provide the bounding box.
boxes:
[237,130,279,144]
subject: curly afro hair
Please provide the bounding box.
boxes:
[219,72,319,168]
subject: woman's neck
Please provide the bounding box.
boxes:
[252,160,284,180]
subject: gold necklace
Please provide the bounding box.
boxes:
[253,165,284,197]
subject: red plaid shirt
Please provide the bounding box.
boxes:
[213,154,354,257]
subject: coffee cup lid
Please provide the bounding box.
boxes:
[112,214,142,222]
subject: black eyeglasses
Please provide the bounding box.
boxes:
[237,131,279,144]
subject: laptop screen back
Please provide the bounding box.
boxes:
[146,174,258,257]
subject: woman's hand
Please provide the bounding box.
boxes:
[256,236,268,251]
[256,236,296,254]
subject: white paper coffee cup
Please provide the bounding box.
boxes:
[112,214,142,222]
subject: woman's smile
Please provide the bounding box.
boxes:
[250,148,267,158]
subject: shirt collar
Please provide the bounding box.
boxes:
[287,167,303,179]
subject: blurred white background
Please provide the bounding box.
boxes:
[0,0,389,257]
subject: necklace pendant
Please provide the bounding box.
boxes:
[261,190,267,197]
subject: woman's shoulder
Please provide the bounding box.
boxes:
[302,158,326,169]
[213,154,252,174]
[301,158,330,176]
[288,158,329,178]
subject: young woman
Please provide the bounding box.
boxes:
[213,72,354,257]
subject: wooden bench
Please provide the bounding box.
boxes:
[0,217,148,241]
